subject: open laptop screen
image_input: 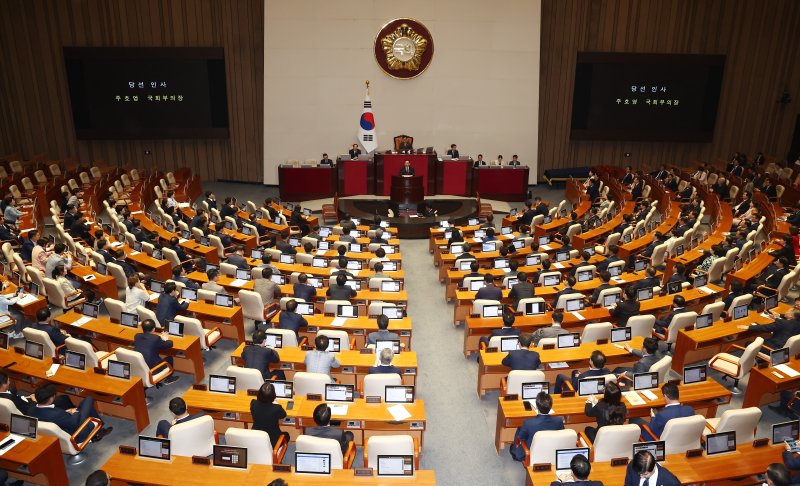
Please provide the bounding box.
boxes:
[683,364,707,384]
[705,431,736,455]
[139,436,170,460]
[773,420,800,445]
[633,441,666,462]
[213,445,247,469]
[377,455,414,477]
[555,448,590,472]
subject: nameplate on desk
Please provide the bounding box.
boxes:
[470,314,480,318]
[360,348,374,354]
[757,361,768,369]
[353,329,365,336]
[503,394,519,401]
[273,464,292,473]
[354,468,374,477]
[753,438,769,448]
[282,417,296,425]
[307,393,322,401]
[685,448,703,458]
[366,396,381,404]
[346,420,362,429]
[247,389,259,396]
[561,390,575,398]
[610,457,629,467]
[306,326,318,333]
[533,463,552,472]
[404,368,416,375]
[0,424,8,433]
[400,331,411,337]
[324,313,334,317]
[192,456,211,466]
[514,312,523,316]
[193,384,208,391]
[486,347,498,353]
[93,366,107,375]
[342,366,355,373]
[301,345,313,351]
[280,363,293,370]
[119,445,136,456]
[410,421,424,430]
[542,344,555,350]
[13,346,23,354]
[597,338,608,345]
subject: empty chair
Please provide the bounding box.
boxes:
[580,424,641,462]
[38,417,103,465]
[581,322,613,342]
[174,315,222,350]
[501,370,546,397]
[296,434,355,469]
[364,435,419,469]
[323,299,352,314]
[627,315,656,338]
[703,407,761,443]
[238,289,266,330]
[293,372,330,396]
[649,355,673,383]
[537,271,562,285]
[701,301,725,322]
[225,428,287,465]
[708,337,763,393]
[0,398,21,424]
[226,365,265,391]
[65,337,113,369]
[726,293,753,315]
[265,328,301,348]
[362,373,402,398]
[169,415,216,457]
[649,414,707,455]
[706,257,727,284]
[114,347,173,401]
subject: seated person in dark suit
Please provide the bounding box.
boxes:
[348,144,361,159]
[463,260,483,279]
[134,319,180,385]
[319,153,334,166]
[31,383,112,443]
[326,274,357,301]
[553,276,580,307]
[368,348,402,375]
[633,382,695,441]
[740,309,800,351]
[399,160,415,175]
[172,265,199,290]
[110,249,138,277]
[551,454,604,486]
[293,273,317,302]
[508,272,535,310]
[609,286,640,327]
[583,381,627,442]
[613,336,662,377]
[225,245,250,270]
[156,397,205,438]
[250,383,288,448]
[632,266,661,292]
[554,350,610,393]
[623,450,681,486]
[366,314,400,346]
[32,307,69,349]
[446,144,459,158]
[473,154,487,167]
[509,391,565,461]
[654,295,687,334]
[501,333,540,371]
[243,329,283,380]
[508,154,522,166]
[589,270,613,305]
[755,257,791,292]
[479,312,521,348]
[517,200,536,226]
[278,299,308,337]
[475,274,503,301]
[155,282,189,326]
[455,242,474,261]
[597,245,621,274]
[306,403,354,453]
[398,140,413,154]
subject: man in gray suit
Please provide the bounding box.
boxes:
[613,336,662,376]
[508,271,535,310]
[366,314,400,345]
[306,403,354,453]
[531,311,570,346]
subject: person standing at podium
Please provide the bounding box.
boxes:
[320,153,334,166]
[447,144,460,158]
[349,144,361,159]
[400,160,416,176]
[509,155,521,166]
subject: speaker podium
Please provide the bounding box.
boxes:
[390,175,424,212]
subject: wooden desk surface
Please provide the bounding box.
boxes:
[0,431,68,485]
[102,452,437,485]
[744,355,800,408]
[479,336,645,368]
[728,243,780,287]
[231,344,418,369]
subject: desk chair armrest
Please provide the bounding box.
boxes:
[577,431,595,461]
[54,343,66,356]
[479,341,487,351]
[617,373,633,384]
[264,303,280,321]
[148,360,173,385]
[273,433,288,463]
[343,440,356,469]
[755,285,777,299]
[349,338,356,351]
[513,437,531,465]
[97,351,114,364]
[653,328,668,341]
[723,343,748,354]
[639,424,660,441]
[500,376,508,396]
[561,381,576,394]
[71,417,103,451]
[204,326,222,348]
[704,421,717,433]
[709,354,741,377]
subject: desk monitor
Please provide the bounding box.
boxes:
[133,241,143,252]
[608,264,622,277]
[206,264,219,273]
[349,231,362,240]
[382,260,398,271]
[482,304,501,318]
[150,280,164,293]
[64,350,86,370]
[209,375,236,394]
[773,420,800,445]
[638,227,646,238]
[683,364,707,384]
[765,294,779,312]
[296,302,314,316]
[634,259,647,272]
[633,441,666,462]
[578,377,605,396]
[337,305,358,318]
[525,301,545,315]
[555,448,590,472]
[771,347,790,367]
[82,302,99,318]
[380,221,390,229]
[693,273,708,288]
[695,313,713,330]
[380,280,401,292]
[732,304,748,321]
[445,231,453,240]
[269,380,293,399]
[224,220,234,230]
[543,216,552,224]
[458,259,473,271]
[637,287,654,301]
[502,226,513,235]
[611,327,631,343]
[666,281,681,295]
[24,340,44,360]
[705,431,736,455]
[152,249,163,261]
[270,274,286,285]
[565,299,585,312]
[213,445,247,469]
[312,257,327,268]
[376,340,401,355]
[180,287,197,302]
[307,277,323,288]
[469,280,485,291]
[675,244,684,257]
[482,242,496,253]
[382,306,403,319]
[95,262,107,275]
[241,226,252,236]
[577,270,593,283]
[215,293,234,308]
[325,337,341,353]
[633,372,659,391]
[343,277,361,291]
[474,229,487,238]
[279,254,295,264]
[500,337,520,352]
[10,413,37,439]
[0,333,7,350]
[510,208,518,217]
[539,236,550,246]
[235,268,251,281]
[385,385,415,404]
[468,218,479,226]
[346,260,362,271]
[167,320,184,337]
[120,311,140,329]
[506,277,519,289]
[557,333,580,349]
[377,455,414,477]
[494,258,509,269]
[319,227,332,237]
[451,244,465,254]
[521,382,550,400]
[200,236,210,247]
[107,360,131,379]
[585,247,596,256]
[138,436,171,460]
[251,249,263,260]
[264,333,283,349]
[350,243,363,253]
[29,282,39,296]
[543,274,561,287]
[526,254,542,266]
[555,251,569,263]
[324,383,354,402]
[623,233,633,244]
[381,245,396,254]
[603,293,620,308]
[318,241,330,251]
[512,240,525,249]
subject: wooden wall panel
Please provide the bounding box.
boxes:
[0,0,263,182]
[540,0,800,175]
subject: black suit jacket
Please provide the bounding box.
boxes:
[250,401,286,446]
[509,282,535,308]
[610,299,640,326]
[32,322,67,347]
[476,285,503,301]
[0,390,32,415]
[399,166,415,176]
[349,149,361,158]
[750,318,800,350]
[590,283,612,304]
[293,283,316,302]
[134,332,174,369]
[31,405,84,435]
[242,344,280,380]
[623,462,680,486]
[550,481,603,486]
[368,364,402,375]
[501,349,541,370]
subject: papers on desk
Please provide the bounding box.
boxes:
[111,241,124,248]
[623,391,646,406]
[16,294,39,306]
[387,404,412,421]
[178,238,188,244]
[0,434,25,456]
[149,293,159,301]
[571,311,586,321]
[131,211,143,215]
[548,362,569,369]
[540,244,552,251]
[553,262,565,269]
[178,203,190,208]
[640,390,658,401]
[83,274,96,281]
[129,251,140,256]
[329,404,349,416]
[72,316,93,327]
[316,250,327,256]
[229,279,247,287]
[503,268,511,273]
[611,277,626,283]
[697,286,714,294]
[330,318,348,327]
[775,364,800,378]
[0,315,10,325]
[45,363,60,377]
[472,237,483,243]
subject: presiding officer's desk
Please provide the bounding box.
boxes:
[744,354,800,408]
[525,443,784,486]
[102,452,437,485]
[0,431,68,485]
[495,379,731,453]
[477,337,645,398]
[0,349,150,431]
[54,311,206,383]
[181,391,427,448]
[230,344,419,386]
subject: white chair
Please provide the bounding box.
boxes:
[650,414,706,455]
[114,348,173,402]
[265,328,301,347]
[703,407,762,443]
[317,330,353,351]
[701,301,725,322]
[580,424,641,462]
[106,262,127,292]
[648,244,668,269]
[293,372,330,397]
[104,298,125,322]
[516,297,546,313]
[0,398,21,424]
[25,266,47,297]
[169,415,216,457]
[596,287,622,307]
[501,370,546,397]
[515,429,578,466]
[726,293,753,315]
[707,257,727,284]
[136,305,160,327]
[65,337,113,369]
[472,299,502,316]
[581,322,613,342]
[226,365,265,391]
[537,271,561,285]
[362,373,402,398]
[554,293,584,310]
[709,337,763,393]
[783,335,800,357]
[238,289,266,330]
[649,355,673,383]
[324,299,352,314]
[365,435,419,469]
[38,417,103,465]
[174,315,222,350]
[219,262,237,277]
[655,311,697,351]
[628,315,656,339]
[225,428,288,465]
[22,328,59,358]
[43,277,84,312]
[296,434,355,469]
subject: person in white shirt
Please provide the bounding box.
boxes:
[125,274,150,312]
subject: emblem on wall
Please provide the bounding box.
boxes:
[374,18,434,79]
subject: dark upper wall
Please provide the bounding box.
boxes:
[539,0,800,174]
[0,0,264,182]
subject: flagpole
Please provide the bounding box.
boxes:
[366,80,370,95]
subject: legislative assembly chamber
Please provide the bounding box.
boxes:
[1,0,800,485]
